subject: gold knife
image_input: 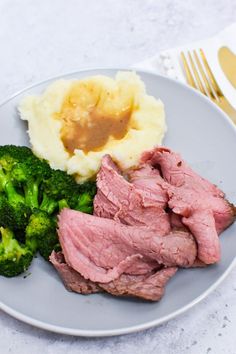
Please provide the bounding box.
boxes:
[218,46,236,88]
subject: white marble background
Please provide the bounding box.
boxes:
[0,1,236,353]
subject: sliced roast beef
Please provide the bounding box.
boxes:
[58,209,197,283]
[94,189,118,220]
[50,251,177,301]
[50,148,236,302]
[141,147,224,197]
[100,267,177,301]
[141,147,236,264]
[50,251,101,294]
[163,174,231,263]
[182,209,220,264]
[93,155,170,236]
[213,200,236,234]
[142,147,236,232]
[127,164,168,208]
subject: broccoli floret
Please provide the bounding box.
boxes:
[0,146,34,229]
[75,193,94,213]
[5,147,58,215]
[39,193,58,215]
[11,156,52,211]
[77,181,97,195]
[42,169,77,200]
[39,229,60,261]
[0,227,33,277]
[11,158,56,215]
[71,181,97,214]
[0,199,30,231]
[40,169,79,214]
[0,194,15,228]
[0,174,31,230]
[25,210,59,260]
[44,175,97,213]
[0,145,97,271]
[0,166,25,204]
[0,145,33,173]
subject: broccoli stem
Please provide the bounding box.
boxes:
[0,168,8,190]
[5,182,25,205]
[77,205,93,214]
[0,168,25,205]
[0,227,12,247]
[40,193,58,214]
[58,199,69,211]
[78,193,92,207]
[25,233,38,254]
[24,181,39,209]
[74,193,93,214]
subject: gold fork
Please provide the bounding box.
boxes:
[180,49,236,124]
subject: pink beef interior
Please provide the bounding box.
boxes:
[93,155,171,236]
[58,209,197,283]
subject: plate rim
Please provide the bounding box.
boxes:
[0,67,236,337]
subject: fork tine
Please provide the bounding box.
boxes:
[200,49,223,98]
[180,52,197,89]
[193,50,216,100]
[187,51,206,95]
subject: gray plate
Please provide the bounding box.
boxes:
[0,68,236,337]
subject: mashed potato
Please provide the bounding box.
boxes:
[19,71,166,182]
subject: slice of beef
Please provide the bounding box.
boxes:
[50,251,177,301]
[165,180,226,264]
[141,147,236,264]
[50,251,101,294]
[127,164,168,208]
[58,209,197,283]
[141,147,224,197]
[212,200,236,234]
[127,164,187,232]
[183,209,220,264]
[166,180,235,233]
[93,155,170,236]
[143,146,236,232]
[100,267,177,301]
[94,189,118,220]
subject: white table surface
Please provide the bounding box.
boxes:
[0,1,236,353]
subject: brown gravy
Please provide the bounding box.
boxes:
[58,88,132,154]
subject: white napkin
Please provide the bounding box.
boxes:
[134,23,236,109]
